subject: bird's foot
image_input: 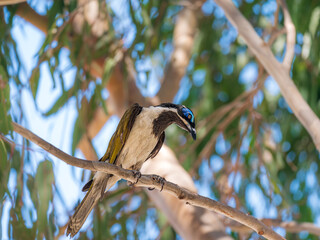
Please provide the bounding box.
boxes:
[151,175,166,192]
[128,170,142,187]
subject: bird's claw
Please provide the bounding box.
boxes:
[151,175,166,192]
[128,170,141,187]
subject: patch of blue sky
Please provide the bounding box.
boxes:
[227,197,236,208]
[92,116,119,157]
[299,231,311,239]
[259,170,270,193]
[309,161,318,172]
[252,4,260,15]
[126,218,137,239]
[143,69,161,97]
[186,58,195,72]
[274,228,286,238]
[29,0,52,15]
[253,90,264,108]
[134,42,145,52]
[198,160,216,198]
[219,25,238,54]
[296,33,304,44]
[295,44,302,55]
[201,0,216,16]
[135,57,161,97]
[2,170,18,239]
[136,71,148,96]
[143,209,160,239]
[282,141,291,152]
[228,171,242,193]
[192,69,206,87]
[214,4,225,19]
[174,76,192,104]
[254,27,264,37]
[278,97,293,113]
[162,40,174,56]
[136,57,152,72]
[270,123,282,143]
[212,18,226,29]
[264,76,280,96]
[230,151,237,165]
[240,136,250,155]
[281,209,292,221]
[245,184,267,218]
[317,215,320,226]
[210,155,224,172]
[232,0,240,8]
[11,21,44,83]
[261,0,277,16]
[306,168,320,212]
[239,62,258,89]
[290,179,300,196]
[1,199,12,239]
[306,171,317,189]
[268,205,278,219]
[109,0,136,48]
[37,62,75,113]
[215,133,231,155]
[110,223,121,235]
[127,195,142,212]
[21,177,37,228]
[195,179,215,200]
[273,194,283,206]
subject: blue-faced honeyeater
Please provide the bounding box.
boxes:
[66,103,196,237]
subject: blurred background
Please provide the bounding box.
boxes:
[0,0,320,239]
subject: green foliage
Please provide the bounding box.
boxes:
[35,160,55,239]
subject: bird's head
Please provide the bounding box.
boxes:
[155,103,196,140]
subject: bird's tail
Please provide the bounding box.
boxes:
[66,174,111,238]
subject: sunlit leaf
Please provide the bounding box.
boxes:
[43,87,74,116]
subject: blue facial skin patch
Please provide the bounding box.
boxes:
[182,108,194,123]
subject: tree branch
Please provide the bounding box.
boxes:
[222,217,320,236]
[214,0,320,151]
[15,3,48,34]
[13,3,227,237]
[277,0,296,72]
[0,0,26,6]
[11,121,284,240]
[141,146,233,240]
[157,5,198,102]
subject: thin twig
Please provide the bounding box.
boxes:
[222,217,320,237]
[11,121,285,240]
[214,0,320,151]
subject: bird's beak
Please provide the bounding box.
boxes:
[190,127,196,140]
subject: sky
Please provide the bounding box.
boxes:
[2,0,320,239]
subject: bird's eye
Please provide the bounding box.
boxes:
[182,108,194,122]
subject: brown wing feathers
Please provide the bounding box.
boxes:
[82,103,142,191]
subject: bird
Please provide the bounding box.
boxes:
[66,103,196,237]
